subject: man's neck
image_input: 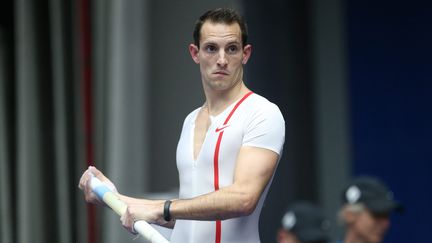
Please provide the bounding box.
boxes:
[203,81,249,116]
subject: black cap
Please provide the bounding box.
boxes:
[342,176,404,214]
[281,202,330,242]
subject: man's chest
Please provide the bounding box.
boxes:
[177,115,245,168]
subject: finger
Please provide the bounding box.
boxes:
[120,208,135,234]
[78,168,91,190]
[84,179,93,202]
[89,166,106,181]
[88,167,118,193]
[120,212,126,225]
[84,178,101,204]
[78,170,87,190]
[120,215,131,232]
[121,223,138,236]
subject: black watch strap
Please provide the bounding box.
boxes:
[163,200,172,221]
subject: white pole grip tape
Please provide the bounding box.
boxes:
[89,176,170,243]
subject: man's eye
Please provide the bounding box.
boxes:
[227,45,239,54]
[205,45,217,53]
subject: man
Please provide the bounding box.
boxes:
[79,8,285,243]
[277,202,329,243]
[338,176,403,243]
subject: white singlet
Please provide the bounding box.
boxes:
[171,92,285,243]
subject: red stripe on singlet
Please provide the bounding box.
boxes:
[213,91,253,243]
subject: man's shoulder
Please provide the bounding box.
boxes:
[186,106,201,116]
[248,93,280,109]
[246,93,284,118]
[181,107,201,124]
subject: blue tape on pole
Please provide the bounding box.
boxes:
[93,185,111,199]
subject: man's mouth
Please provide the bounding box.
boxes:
[213,70,229,75]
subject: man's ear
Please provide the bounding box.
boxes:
[242,44,252,64]
[189,44,200,64]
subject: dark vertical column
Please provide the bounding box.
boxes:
[243,1,317,241]
[0,0,16,242]
[310,0,350,240]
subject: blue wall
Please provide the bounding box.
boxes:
[347,1,432,242]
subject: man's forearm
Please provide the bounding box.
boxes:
[170,185,258,221]
[116,187,257,227]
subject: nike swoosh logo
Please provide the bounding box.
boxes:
[215,124,230,133]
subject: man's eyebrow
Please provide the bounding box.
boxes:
[202,41,240,46]
[200,40,241,48]
[226,41,241,46]
[202,41,216,45]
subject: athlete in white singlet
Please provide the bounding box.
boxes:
[79,8,286,243]
[172,92,284,242]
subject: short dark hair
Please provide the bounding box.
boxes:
[193,8,248,48]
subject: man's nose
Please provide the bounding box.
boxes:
[217,50,228,66]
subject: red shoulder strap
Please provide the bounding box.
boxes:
[213,91,253,243]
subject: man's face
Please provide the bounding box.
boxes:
[349,209,390,243]
[189,21,251,91]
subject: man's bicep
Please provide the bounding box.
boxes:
[233,146,279,196]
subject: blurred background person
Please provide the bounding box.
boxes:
[337,176,403,243]
[277,201,330,243]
